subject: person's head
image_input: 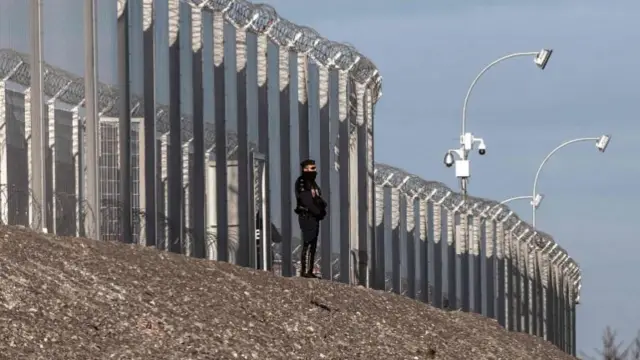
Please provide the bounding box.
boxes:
[300,159,317,180]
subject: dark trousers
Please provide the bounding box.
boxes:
[299,216,319,275]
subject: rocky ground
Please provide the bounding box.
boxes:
[0,225,576,359]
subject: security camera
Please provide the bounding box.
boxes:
[444,152,454,168]
[478,141,486,155]
[534,49,553,70]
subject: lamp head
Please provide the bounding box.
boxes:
[596,134,611,152]
[534,49,553,70]
[531,193,544,208]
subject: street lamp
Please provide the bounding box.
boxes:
[532,134,611,227]
[444,49,553,196]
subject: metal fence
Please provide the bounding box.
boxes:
[0,0,578,355]
[373,164,579,354]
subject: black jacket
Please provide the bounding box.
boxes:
[294,176,327,219]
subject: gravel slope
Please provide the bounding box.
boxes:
[0,226,576,360]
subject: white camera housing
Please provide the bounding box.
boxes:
[478,141,486,155]
[444,152,454,167]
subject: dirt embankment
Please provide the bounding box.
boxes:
[0,226,576,359]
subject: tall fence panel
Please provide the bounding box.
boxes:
[0,0,579,355]
[373,163,580,352]
[0,0,381,289]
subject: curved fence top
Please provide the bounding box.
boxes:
[197,0,382,100]
[373,163,581,300]
[0,0,382,122]
[0,49,205,139]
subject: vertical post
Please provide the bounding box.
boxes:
[0,81,8,223]
[514,236,523,331]
[506,230,515,331]
[236,28,250,267]
[484,218,496,318]
[559,272,566,349]
[458,210,469,312]
[168,0,182,253]
[327,68,340,281]
[30,0,47,233]
[418,199,429,303]
[496,219,506,326]
[472,216,482,313]
[446,210,456,309]
[338,71,351,285]
[71,106,83,236]
[547,264,556,343]
[256,34,273,270]
[297,54,309,165]
[47,101,56,233]
[522,243,531,333]
[212,11,228,262]
[537,253,546,338]
[317,65,330,280]
[432,199,444,308]
[543,259,551,341]
[190,6,204,258]
[365,88,375,289]
[117,0,132,243]
[160,133,170,249]
[405,196,416,299]
[390,187,401,294]
[142,0,157,248]
[181,141,192,255]
[247,152,257,268]
[530,246,538,336]
[278,46,292,277]
[398,193,408,295]
[23,88,33,228]
[571,299,577,355]
[382,186,393,291]
[204,147,216,258]
[356,88,369,287]
[256,33,271,270]
[373,185,385,289]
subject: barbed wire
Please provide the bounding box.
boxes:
[0,0,381,145]
[201,0,381,100]
[373,162,581,301]
[0,184,42,229]
[0,186,101,237]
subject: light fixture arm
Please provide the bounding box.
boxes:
[500,195,533,205]
[461,52,538,135]
[531,137,598,227]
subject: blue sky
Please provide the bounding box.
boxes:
[261,0,639,353]
[1,0,638,354]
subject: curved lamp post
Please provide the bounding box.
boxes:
[532,134,611,227]
[444,49,553,196]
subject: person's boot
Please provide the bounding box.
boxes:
[300,244,308,277]
[305,244,320,279]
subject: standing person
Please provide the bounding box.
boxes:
[294,159,327,278]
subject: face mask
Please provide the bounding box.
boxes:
[302,171,317,181]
